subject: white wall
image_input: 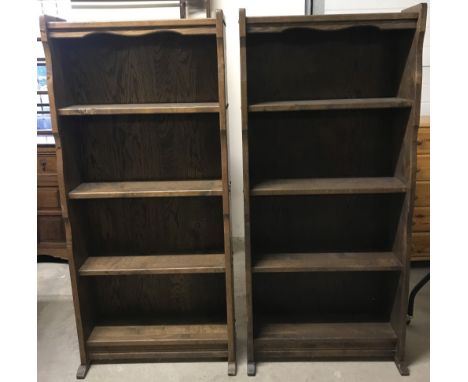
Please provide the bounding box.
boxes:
[39,0,430,239]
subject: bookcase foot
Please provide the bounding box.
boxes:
[247,362,256,376]
[395,359,409,376]
[76,363,90,379]
[228,361,237,376]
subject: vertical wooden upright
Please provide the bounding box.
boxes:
[240,4,426,376]
[41,12,236,378]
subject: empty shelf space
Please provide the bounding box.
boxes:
[254,321,397,357]
[69,180,223,199]
[87,323,228,361]
[252,252,402,273]
[79,254,226,276]
[251,177,407,196]
[248,98,413,112]
[58,102,220,116]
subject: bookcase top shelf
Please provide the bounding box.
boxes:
[69,180,223,199]
[251,177,407,196]
[245,12,419,33]
[58,103,221,116]
[80,254,226,276]
[46,17,218,38]
[248,98,413,113]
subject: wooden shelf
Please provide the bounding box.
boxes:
[68,180,223,199]
[254,321,397,358]
[248,98,413,113]
[79,254,225,276]
[251,177,407,196]
[246,13,419,33]
[58,102,220,116]
[253,252,402,273]
[87,323,228,361]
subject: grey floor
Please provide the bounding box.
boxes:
[38,249,429,382]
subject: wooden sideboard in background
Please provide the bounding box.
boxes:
[37,144,67,260]
[412,116,430,261]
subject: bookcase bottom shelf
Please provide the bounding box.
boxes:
[87,323,228,362]
[254,321,397,360]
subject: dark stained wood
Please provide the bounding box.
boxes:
[41,12,235,375]
[249,97,412,112]
[246,13,418,33]
[215,10,237,375]
[69,180,223,199]
[251,177,407,196]
[239,8,256,375]
[88,324,227,348]
[79,254,226,276]
[52,33,218,106]
[60,114,221,183]
[240,5,426,375]
[253,252,402,273]
[58,102,220,116]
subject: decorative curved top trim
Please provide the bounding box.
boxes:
[47,17,216,30]
[48,27,216,38]
[245,12,419,33]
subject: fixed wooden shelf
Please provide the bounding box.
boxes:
[68,180,223,199]
[246,13,419,33]
[251,177,407,196]
[252,252,402,273]
[79,254,226,276]
[248,97,413,113]
[254,321,397,359]
[87,323,228,361]
[58,102,220,116]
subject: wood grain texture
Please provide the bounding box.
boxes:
[74,197,224,255]
[247,27,414,103]
[248,109,410,181]
[69,180,223,199]
[417,127,430,154]
[251,177,407,196]
[415,181,429,206]
[416,154,429,181]
[53,33,218,105]
[58,102,220,116]
[253,252,402,273]
[61,114,221,183]
[412,206,429,232]
[90,274,227,321]
[251,194,404,254]
[79,254,226,276]
[249,98,412,112]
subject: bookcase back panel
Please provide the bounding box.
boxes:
[53,33,218,105]
[247,28,414,102]
[71,197,224,255]
[253,271,398,322]
[249,109,409,181]
[61,114,221,182]
[85,274,226,323]
[251,194,404,253]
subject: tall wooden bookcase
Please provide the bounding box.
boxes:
[240,5,426,376]
[40,11,236,378]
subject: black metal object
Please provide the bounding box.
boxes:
[407,272,430,324]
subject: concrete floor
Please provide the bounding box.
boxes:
[38,250,429,382]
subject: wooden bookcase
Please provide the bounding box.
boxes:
[239,5,427,376]
[40,11,236,378]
